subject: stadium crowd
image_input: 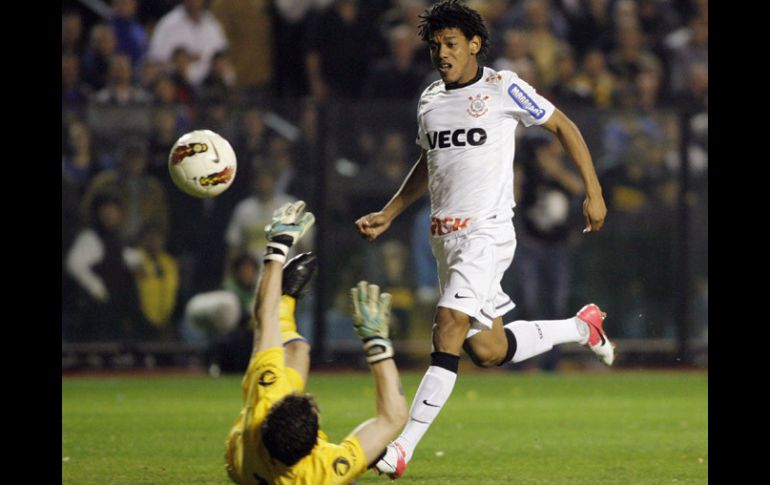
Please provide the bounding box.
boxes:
[62,0,707,367]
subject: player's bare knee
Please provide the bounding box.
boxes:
[285,340,311,359]
[433,308,472,354]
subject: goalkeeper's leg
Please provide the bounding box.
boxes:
[280,252,317,389]
[281,295,310,388]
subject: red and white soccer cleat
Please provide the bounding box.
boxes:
[576,303,615,366]
[373,441,408,479]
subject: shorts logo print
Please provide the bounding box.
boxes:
[333,457,351,476]
[258,370,277,387]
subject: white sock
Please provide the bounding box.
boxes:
[505,317,589,363]
[396,365,457,462]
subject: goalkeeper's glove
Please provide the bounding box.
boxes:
[350,280,394,364]
[264,201,315,264]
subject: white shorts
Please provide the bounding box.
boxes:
[431,220,517,338]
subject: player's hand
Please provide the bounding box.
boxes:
[355,212,392,241]
[264,201,315,263]
[350,281,394,363]
[582,194,607,233]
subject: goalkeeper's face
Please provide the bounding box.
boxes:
[261,394,320,467]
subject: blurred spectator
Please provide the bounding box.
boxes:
[469,0,516,63]
[82,23,118,91]
[354,131,410,198]
[548,45,583,105]
[665,15,707,97]
[273,0,333,98]
[637,0,681,51]
[110,0,148,67]
[229,108,269,199]
[198,100,237,142]
[65,191,145,342]
[62,9,85,56]
[147,108,182,180]
[62,120,113,195]
[684,61,708,111]
[150,72,194,133]
[92,54,152,106]
[379,240,416,340]
[261,136,298,196]
[169,47,196,105]
[208,253,261,372]
[568,48,616,109]
[305,0,371,101]
[82,138,169,244]
[506,0,570,41]
[151,72,178,105]
[606,21,662,89]
[139,60,163,91]
[509,134,585,370]
[147,0,228,86]
[224,168,309,277]
[518,0,569,88]
[62,54,92,112]
[563,0,614,58]
[200,50,238,104]
[376,0,428,59]
[211,0,273,98]
[363,24,429,100]
[601,84,663,169]
[492,29,537,79]
[133,223,180,340]
[635,67,663,111]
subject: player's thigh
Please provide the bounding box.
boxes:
[284,340,311,384]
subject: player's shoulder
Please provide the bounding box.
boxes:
[486,67,526,87]
[419,79,445,100]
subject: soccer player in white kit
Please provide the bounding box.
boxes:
[354,0,614,478]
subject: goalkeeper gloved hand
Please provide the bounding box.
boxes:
[264,201,315,264]
[350,281,394,364]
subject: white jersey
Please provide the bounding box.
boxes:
[416,66,555,233]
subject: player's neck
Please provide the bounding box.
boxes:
[445,64,483,91]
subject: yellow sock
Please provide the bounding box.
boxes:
[279,295,297,334]
[279,295,307,345]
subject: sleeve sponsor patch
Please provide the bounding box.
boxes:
[507,83,546,119]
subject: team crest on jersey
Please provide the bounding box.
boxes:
[467,94,489,118]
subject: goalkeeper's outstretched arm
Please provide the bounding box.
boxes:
[254,201,316,353]
[348,281,409,466]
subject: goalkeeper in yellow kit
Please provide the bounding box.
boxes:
[225,201,408,484]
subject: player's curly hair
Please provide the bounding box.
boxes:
[261,394,320,467]
[418,0,490,60]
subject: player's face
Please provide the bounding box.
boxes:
[428,28,481,85]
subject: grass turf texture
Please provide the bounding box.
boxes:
[62,370,707,484]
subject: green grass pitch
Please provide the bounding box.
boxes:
[62,370,707,484]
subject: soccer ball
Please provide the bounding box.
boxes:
[168,130,237,198]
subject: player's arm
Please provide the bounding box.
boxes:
[254,201,316,352]
[355,149,428,241]
[540,109,607,233]
[348,281,408,465]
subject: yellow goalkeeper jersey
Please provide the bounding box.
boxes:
[225,347,368,484]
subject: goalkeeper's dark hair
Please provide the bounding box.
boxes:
[418,0,490,60]
[261,394,320,466]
